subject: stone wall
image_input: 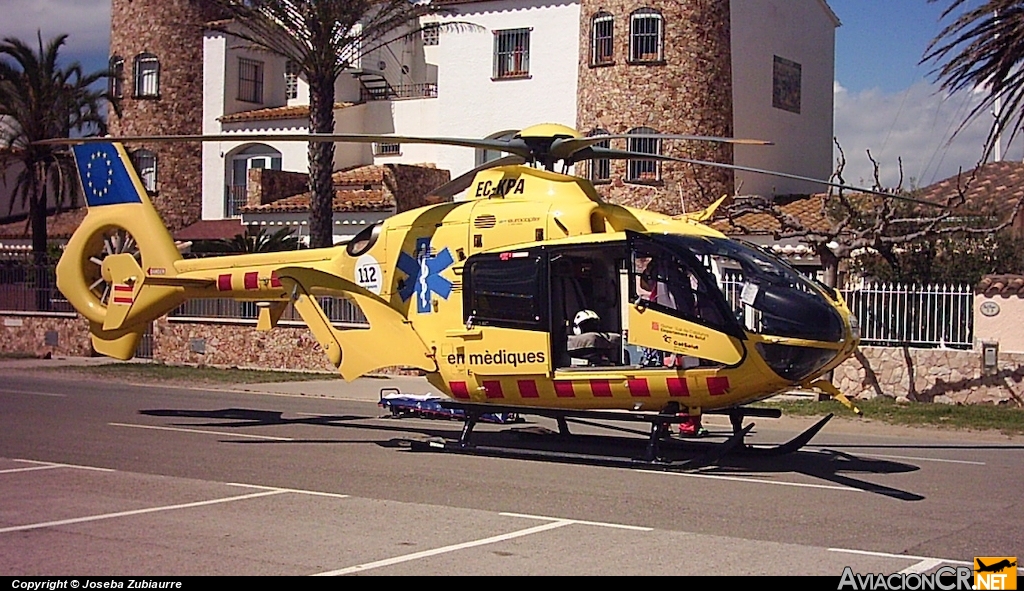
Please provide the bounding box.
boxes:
[247,169,310,207]
[109,0,224,230]
[0,314,92,357]
[833,346,1023,406]
[152,318,337,372]
[576,0,734,213]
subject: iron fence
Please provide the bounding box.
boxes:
[168,296,368,327]
[0,263,74,313]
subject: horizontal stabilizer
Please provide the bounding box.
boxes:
[275,267,435,380]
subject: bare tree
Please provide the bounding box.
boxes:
[208,1,473,248]
[722,141,1024,288]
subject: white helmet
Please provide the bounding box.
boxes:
[572,309,600,335]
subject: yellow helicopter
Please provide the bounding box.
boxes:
[52,123,866,465]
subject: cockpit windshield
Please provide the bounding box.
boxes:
[667,235,844,344]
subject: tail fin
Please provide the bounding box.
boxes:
[57,143,186,359]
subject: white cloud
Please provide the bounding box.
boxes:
[2,0,110,58]
[833,79,1024,190]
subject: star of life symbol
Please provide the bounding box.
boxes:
[85,150,114,199]
[397,237,453,314]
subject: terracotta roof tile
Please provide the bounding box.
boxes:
[0,208,86,240]
[710,194,831,234]
[977,274,1024,297]
[240,189,393,214]
[913,161,1024,218]
[219,102,355,124]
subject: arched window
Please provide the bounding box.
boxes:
[133,53,159,98]
[475,130,517,167]
[108,56,124,99]
[627,127,660,183]
[591,12,614,66]
[227,144,283,217]
[131,149,157,193]
[587,128,610,183]
[630,8,663,63]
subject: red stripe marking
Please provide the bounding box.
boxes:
[517,380,539,398]
[217,274,232,291]
[554,382,575,398]
[113,285,133,292]
[707,376,730,396]
[667,377,690,397]
[589,379,612,398]
[270,271,282,288]
[627,378,650,397]
[244,271,259,290]
[113,297,133,304]
[450,381,470,400]
[482,380,504,399]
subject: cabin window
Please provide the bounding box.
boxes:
[465,251,546,330]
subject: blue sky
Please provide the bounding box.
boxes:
[1,0,1013,189]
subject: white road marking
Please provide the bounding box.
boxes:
[0,465,64,475]
[0,389,66,397]
[109,422,294,441]
[0,490,285,534]
[811,448,986,466]
[829,548,973,567]
[900,558,945,574]
[225,482,350,499]
[639,469,861,492]
[314,520,575,576]
[499,511,653,532]
[12,459,114,472]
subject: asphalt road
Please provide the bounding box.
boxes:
[1,371,1022,576]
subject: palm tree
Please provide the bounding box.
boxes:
[208,226,302,254]
[209,0,469,248]
[0,32,115,264]
[0,33,116,311]
[922,0,1024,161]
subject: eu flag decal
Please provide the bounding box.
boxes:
[73,143,143,207]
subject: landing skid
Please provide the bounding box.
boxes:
[404,401,832,469]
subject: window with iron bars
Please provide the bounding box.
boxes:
[587,128,610,182]
[238,57,264,103]
[591,13,614,66]
[493,28,531,79]
[374,142,401,156]
[630,8,663,63]
[627,127,660,182]
[131,149,158,193]
[133,53,159,98]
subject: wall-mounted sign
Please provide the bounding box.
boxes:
[980,301,1000,317]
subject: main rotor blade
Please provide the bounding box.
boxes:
[663,155,944,208]
[36,133,536,160]
[572,146,703,164]
[550,134,772,161]
[427,154,528,198]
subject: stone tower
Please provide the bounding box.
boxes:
[108,0,224,230]
[576,0,734,214]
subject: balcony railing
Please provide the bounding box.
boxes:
[225,185,248,217]
[360,82,438,102]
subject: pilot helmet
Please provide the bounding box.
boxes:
[572,309,601,335]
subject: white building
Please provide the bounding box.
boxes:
[199,0,838,239]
